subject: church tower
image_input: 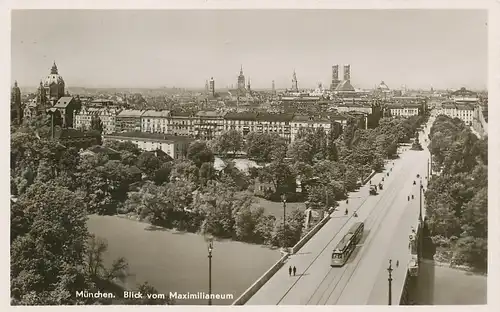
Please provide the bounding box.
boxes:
[37,80,47,114]
[237,65,246,91]
[272,80,276,94]
[292,70,298,92]
[247,77,251,91]
[11,81,22,124]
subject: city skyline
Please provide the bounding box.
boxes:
[11,10,487,90]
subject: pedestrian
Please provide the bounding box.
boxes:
[288,266,292,276]
[396,260,399,267]
[293,266,297,276]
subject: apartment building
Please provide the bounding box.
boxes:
[103,132,194,160]
[388,103,420,118]
[438,102,474,125]
[74,106,122,134]
[115,109,145,132]
[141,110,170,133]
[170,111,196,136]
[194,110,225,140]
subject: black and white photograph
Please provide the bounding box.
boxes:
[5,0,496,308]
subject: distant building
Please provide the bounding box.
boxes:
[195,110,224,140]
[141,110,171,134]
[11,81,22,125]
[237,65,246,91]
[343,64,351,81]
[387,103,420,118]
[451,87,478,103]
[103,132,194,160]
[53,96,81,128]
[209,77,215,97]
[437,102,474,125]
[42,61,66,106]
[116,109,145,132]
[330,65,341,91]
[74,106,121,134]
[169,111,196,136]
[290,115,340,142]
[291,70,299,92]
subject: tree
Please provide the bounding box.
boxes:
[104,140,142,156]
[213,130,243,156]
[136,151,161,177]
[199,162,216,186]
[11,181,92,304]
[153,162,173,185]
[245,133,287,162]
[287,138,314,164]
[187,141,214,167]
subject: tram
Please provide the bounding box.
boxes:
[331,222,364,267]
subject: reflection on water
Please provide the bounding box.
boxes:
[87,215,282,305]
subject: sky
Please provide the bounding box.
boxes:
[11,9,488,90]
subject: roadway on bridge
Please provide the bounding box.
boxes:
[246,127,431,305]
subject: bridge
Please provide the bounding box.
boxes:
[235,119,434,306]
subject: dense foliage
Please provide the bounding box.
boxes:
[10,128,172,305]
[425,115,487,272]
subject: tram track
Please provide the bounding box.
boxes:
[324,154,426,305]
[276,154,408,305]
[306,153,419,305]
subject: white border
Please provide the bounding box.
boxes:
[1,1,499,312]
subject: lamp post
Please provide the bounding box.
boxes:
[207,239,213,306]
[387,259,393,305]
[419,181,423,223]
[281,193,287,248]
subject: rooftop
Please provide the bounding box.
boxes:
[105,131,195,143]
[196,110,224,118]
[117,109,145,118]
[142,110,171,118]
[256,112,294,122]
[54,96,75,108]
[224,111,259,121]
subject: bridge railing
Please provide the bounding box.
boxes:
[231,253,289,305]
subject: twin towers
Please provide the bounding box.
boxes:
[331,64,351,90]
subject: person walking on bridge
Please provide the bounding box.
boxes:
[288,266,292,276]
[293,266,297,276]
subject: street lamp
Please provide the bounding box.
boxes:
[419,181,423,222]
[207,239,213,306]
[387,259,393,305]
[281,193,287,248]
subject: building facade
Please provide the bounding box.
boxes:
[74,106,121,134]
[116,110,145,132]
[388,103,420,118]
[103,132,193,160]
[438,102,474,125]
[194,110,224,140]
[169,111,196,136]
[141,110,171,133]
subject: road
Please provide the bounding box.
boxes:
[247,122,433,305]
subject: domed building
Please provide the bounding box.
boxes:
[43,61,65,106]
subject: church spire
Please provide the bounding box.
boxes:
[14,80,18,88]
[240,65,243,75]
